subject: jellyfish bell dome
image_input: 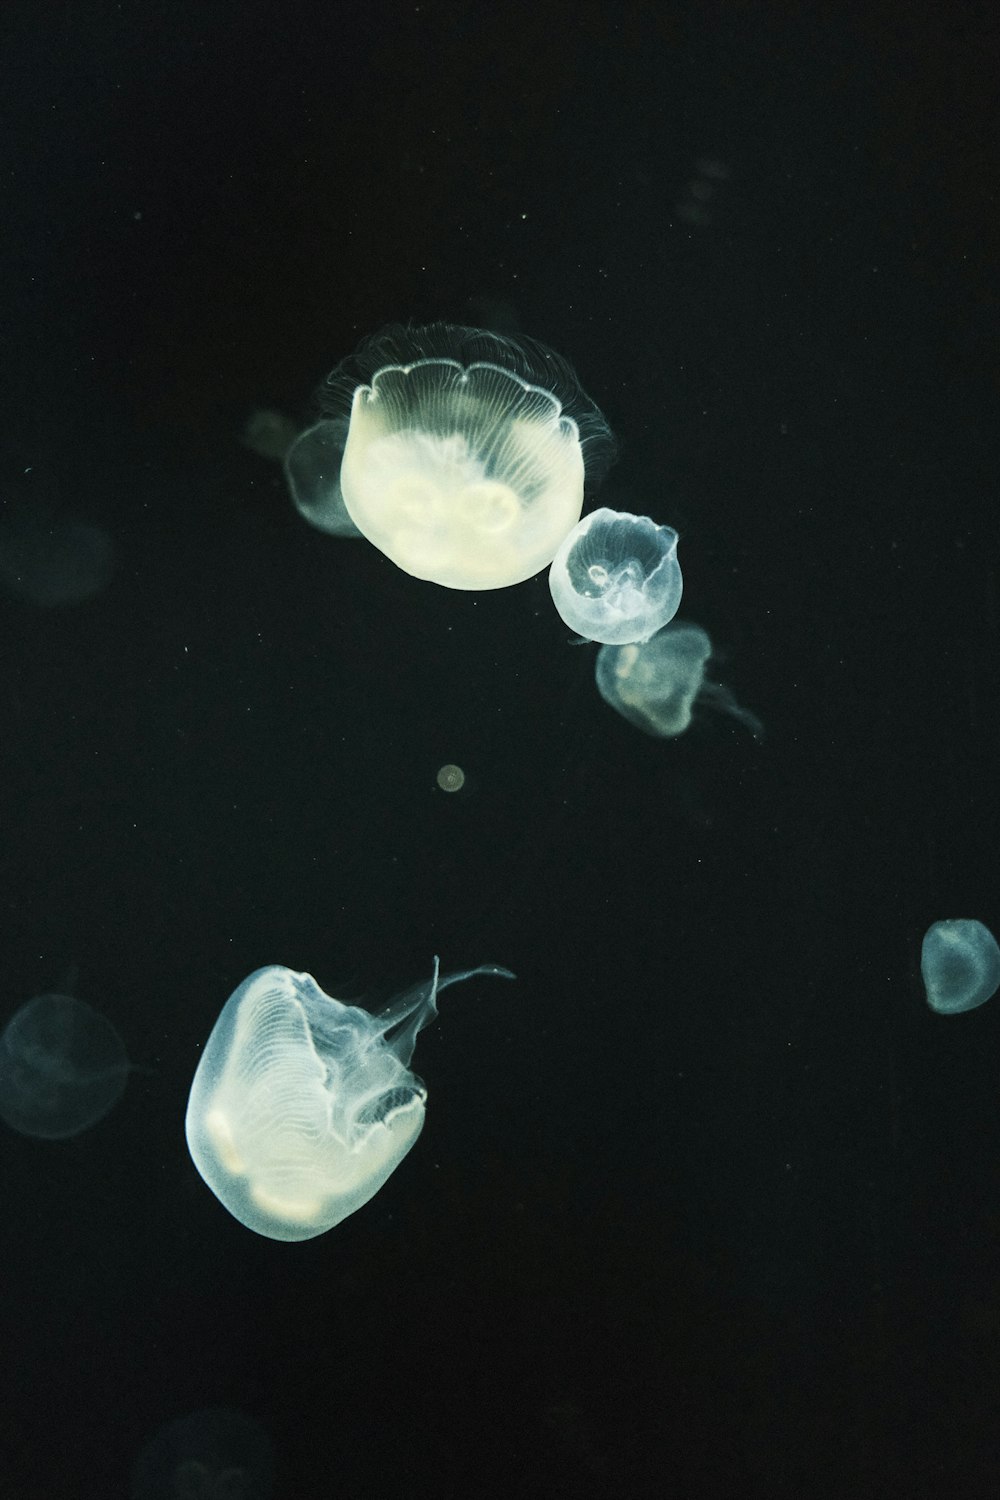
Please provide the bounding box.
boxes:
[311,323,615,590]
[283,416,363,537]
[0,991,129,1139]
[549,506,683,644]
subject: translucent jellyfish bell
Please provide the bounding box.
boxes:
[596,620,762,739]
[306,323,614,589]
[283,416,362,537]
[548,506,682,644]
[921,919,1000,1014]
[0,498,115,607]
[0,991,129,1139]
[185,958,514,1241]
[131,1406,275,1500]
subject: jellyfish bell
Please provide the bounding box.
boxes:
[596,620,763,740]
[185,957,515,1241]
[131,1406,275,1500]
[309,323,614,590]
[283,416,362,537]
[0,481,115,607]
[921,918,1000,1014]
[0,991,129,1139]
[549,506,683,644]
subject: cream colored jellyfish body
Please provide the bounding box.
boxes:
[309,324,614,589]
[185,958,514,1241]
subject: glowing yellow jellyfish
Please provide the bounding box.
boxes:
[304,324,615,589]
[185,958,514,1241]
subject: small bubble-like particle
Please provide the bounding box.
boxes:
[436,764,466,792]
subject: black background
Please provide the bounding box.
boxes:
[1,2,999,1495]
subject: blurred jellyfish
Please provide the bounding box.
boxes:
[436,763,466,792]
[0,489,114,607]
[131,1407,275,1500]
[241,408,300,463]
[185,957,515,1241]
[303,323,614,589]
[596,620,762,739]
[0,991,129,1138]
[283,417,362,537]
[549,507,682,644]
[921,919,1000,1014]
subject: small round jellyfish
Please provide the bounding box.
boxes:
[548,506,682,644]
[185,958,514,1241]
[436,763,466,792]
[595,620,762,739]
[921,919,1000,1014]
[0,991,129,1138]
[305,323,614,589]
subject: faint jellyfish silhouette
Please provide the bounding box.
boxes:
[436,763,466,792]
[131,1406,275,1500]
[0,991,129,1138]
[921,919,1000,1014]
[0,487,114,606]
[283,416,362,537]
[595,620,762,739]
[185,957,515,1241]
[549,507,682,644]
[306,322,615,588]
[241,409,299,463]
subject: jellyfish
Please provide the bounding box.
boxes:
[0,991,129,1138]
[302,323,614,589]
[548,506,682,644]
[185,957,515,1241]
[283,417,362,537]
[595,620,763,739]
[921,919,1000,1014]
[131,1407,275,1500]
[436,763,466,792]
[0,493,115,606]
[241,408,300,463]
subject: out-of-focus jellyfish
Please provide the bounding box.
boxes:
[595,620,762,739]
[302,323,614,589]
[921,919,1000,1014]
[0,492,115,607]
[0,991,129,1138]
[548,506,682,644]
[436,763,466,792]
[131,1407,275,1500]
[241,408,300,463]
[283,417,362,537]
[185,957,515,1241]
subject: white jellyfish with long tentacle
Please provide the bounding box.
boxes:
[185,958,514,1241]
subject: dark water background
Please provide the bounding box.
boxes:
[1,3,998,1495]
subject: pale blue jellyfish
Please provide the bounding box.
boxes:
[185,958,514,1241]
[283,416,362,537]
[595,620,762,739]
[548,507,682,643]
[303,323,614,589]
[0,503,114,606]
[921,919,1000,1014]
[0,992,129,1138]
